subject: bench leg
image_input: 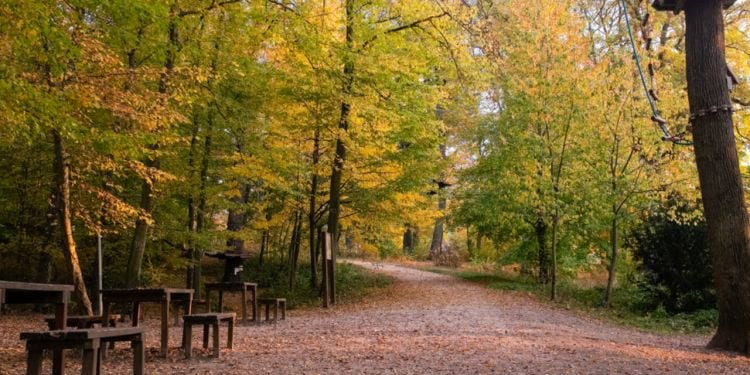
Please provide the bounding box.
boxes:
[26,348,43,375]
[273,302,279,321]
[133,336,144,375]
[184,324,193,359]
[202,324,209,349]
[281,301,286,320]
[264,303,270,321]
[227,318,234,349]
[212,321,220,358]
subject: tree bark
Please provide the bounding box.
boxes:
[308,128,320,288]
[288,210,302,288]
[550,211,559,301]
[126,155,156,288]
[684,0,750,354]
[429,197,447,257]
[53,130,93,315]
[604,211,618,306]
[535,217,549,284]
[326,0,355,265]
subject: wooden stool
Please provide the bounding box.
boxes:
[21,327,144,375]
[182,313,235,358]
[257,298,286,322]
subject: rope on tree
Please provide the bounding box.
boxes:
[618,0,692,146]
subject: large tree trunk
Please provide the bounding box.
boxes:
[327,0,355,247]
[53,131,93,315]
[429,198,446,257]
[684,0,750,353]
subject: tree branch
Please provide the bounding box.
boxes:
[359,11,449,51]
[179,0,242,17]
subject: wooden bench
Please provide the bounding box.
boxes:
[20,327,144,375]
[45,314,121,330]
[182,313,235,358]
[257,298,286,322]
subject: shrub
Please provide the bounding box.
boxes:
[626,198,714,313]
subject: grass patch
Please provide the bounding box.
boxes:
[420,265,716,335]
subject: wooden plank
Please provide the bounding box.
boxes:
[0,281,74,292]
[21,327,143,341]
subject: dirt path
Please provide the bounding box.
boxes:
[2,262,749,374]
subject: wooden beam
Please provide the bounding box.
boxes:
[651,0,736,13]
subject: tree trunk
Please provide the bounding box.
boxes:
[403,224,416,255]
[226,181,250,254]
[535,217,549,284]
[429,197,446,257]
[604,212,618,306]
[259,230,269,267]
[327,0,355,247]
[126,5,178,288]
[684,0,750,354]
[185,117,200,291]
[288,211,302,288]
[125,153,157,288]
[550,211,559,301]
[308,129,320,288]
[52,131,93,315]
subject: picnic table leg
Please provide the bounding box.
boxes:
[251,285,257,322]
[202,324,209,349]
[183,323,193,359]
[81,338,100,375]
[181,295,192,348]
[52,301,67,374]
[241,287,248,323]
[26,345,43,375]
[133,334,145,375]
[161,298,170,357]
[212,321,220,357]
[227,317,234,349]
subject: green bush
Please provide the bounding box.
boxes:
[626,198,714,313]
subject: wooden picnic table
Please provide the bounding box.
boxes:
[205,282,258,323]
[0,280,74,374]
[101,288,193,357]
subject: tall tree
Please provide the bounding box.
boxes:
[683,0,750,354]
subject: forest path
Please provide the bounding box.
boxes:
[2,261,749,374]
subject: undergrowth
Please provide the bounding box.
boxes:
[243,260,392,309]
[423,266,717,334]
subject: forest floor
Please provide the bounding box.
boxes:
[2,261,750,374]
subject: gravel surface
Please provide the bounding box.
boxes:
[2,261,749,374]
